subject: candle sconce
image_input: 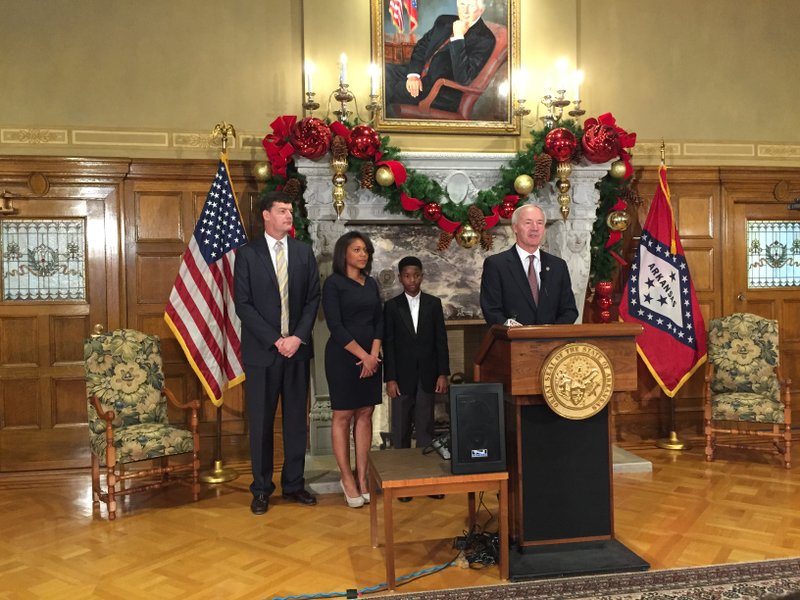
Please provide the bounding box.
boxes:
[302,91,320,115]
[541,89,585,128]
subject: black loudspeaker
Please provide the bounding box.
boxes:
[449,383,506,474]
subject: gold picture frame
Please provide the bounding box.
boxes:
[371,0,520,135]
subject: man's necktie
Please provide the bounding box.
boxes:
[528,254,539,305]
[275,241,289,336]
[420,38,451,78]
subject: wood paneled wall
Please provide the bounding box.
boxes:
[1,156,797,471]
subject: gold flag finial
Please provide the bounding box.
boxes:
[660,139,666,166]
[212,122,237,152]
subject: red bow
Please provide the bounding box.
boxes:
[594,112,637,179]
[484,205,502,229]
[262,115,297,178]
[400,192,424,211]
[329,121,351,142]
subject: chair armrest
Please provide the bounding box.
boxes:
[776,365,792,407]
[163,388,201,412]
[91,396,115,425]
[418,78,484,110]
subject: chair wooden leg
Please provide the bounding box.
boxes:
[91,454,100,503]
[783,423,791,469]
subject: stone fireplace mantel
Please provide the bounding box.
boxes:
[297,151,612,453]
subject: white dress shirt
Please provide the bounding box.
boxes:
[405,292,421,333]
[516,245,541,289]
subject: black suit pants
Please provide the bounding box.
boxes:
[391,379,435,449]
[244,356,309,497]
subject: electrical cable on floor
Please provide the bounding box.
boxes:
[269,555,458,600]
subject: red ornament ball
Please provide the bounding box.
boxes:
[599,309,612,323]
[581,122,621,163]
[423,202,442,222]
[595,280,613,297]
[543,128,578,162]
[499,200,516,219]
[289,117,331,159]
[347,125,381,160]
[597,296,613,310]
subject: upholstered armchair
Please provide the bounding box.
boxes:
[704,313,791,469]
[85,329,200,519]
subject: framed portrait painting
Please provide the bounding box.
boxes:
[371,0,520,135]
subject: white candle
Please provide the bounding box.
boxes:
[304,59,315,94]
[339,53,348,85]
[555,57,568,91]
[574,69,584,102]
[368,62,379,95]
[514,67,529,101]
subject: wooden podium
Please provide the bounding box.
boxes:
[474,323,649,578]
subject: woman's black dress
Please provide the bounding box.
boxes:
[322,273,384,410]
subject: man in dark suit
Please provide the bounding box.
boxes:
[234,191,321,515]
[385,0,495,116]
[383,256,450,460]
[480,204,579,326]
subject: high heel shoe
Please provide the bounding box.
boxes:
[340,480,365,508]
[361,492,370,504]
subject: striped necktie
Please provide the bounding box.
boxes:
[528,254,539,305]
[275,240,289,336]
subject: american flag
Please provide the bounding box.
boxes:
[389,0,404,33]
[164,154,247,406]
[404,0,418,32]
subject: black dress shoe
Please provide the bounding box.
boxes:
[251,494,269,515]
[428,494,445,500]
[282,489,317,506]
[398,496,412,502]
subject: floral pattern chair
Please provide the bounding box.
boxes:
[85,329,200,519]
[704,313,791,469]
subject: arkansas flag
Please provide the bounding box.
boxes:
[404,0,418,32]
[619,165,707,397]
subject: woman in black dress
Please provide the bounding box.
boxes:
[322,231,383,508]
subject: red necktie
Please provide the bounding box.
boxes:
[420,38,451,78]
[528,255,539,305]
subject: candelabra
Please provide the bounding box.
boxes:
[302,91,320,115]
[513,98,531,118]
[540,89,585,128]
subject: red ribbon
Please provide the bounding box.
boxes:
[437,215,460,234]
[400,192,424,211]
[604,198,629,264]
[504,194,521,205]
[484,205,502,229]
[376,160,407,186]
[329,121,351,142]
[262,115,297,178]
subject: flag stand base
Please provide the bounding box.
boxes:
[200,459,239,484]
[656,430,691,451]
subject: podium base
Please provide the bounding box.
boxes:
[510,539,649,580]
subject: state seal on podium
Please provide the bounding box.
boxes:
[541,342,614,419]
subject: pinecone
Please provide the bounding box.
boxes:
[619,186,642,206]
[437,231,454,251]
[331,135,348,161]
[360,161,375,190]
[282,178,302,202]
[467,205,486,232]
[480,231,493,251]
[533,154,553,189]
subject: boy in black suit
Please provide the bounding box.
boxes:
[384,257,450,466]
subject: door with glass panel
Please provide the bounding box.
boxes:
[728,194,800,399]
[0,175,120,471]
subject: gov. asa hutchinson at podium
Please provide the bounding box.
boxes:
[479,204,578,326]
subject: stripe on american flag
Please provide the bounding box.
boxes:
[164,153,247,406]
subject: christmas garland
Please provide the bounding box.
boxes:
[259,113,637,286]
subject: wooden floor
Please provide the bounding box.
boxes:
[1,441,798,599]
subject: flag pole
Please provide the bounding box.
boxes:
[199,122,240,484]
[654,140,691,451]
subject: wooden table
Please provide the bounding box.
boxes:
[367,448,509,591]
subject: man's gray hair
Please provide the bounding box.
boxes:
[511,203,545,225]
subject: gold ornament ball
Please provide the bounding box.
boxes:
[455,224,480,249]
[513,174,534,195]
[558,180,570,194]
[252,161,272,182]
[608,160,627,179]
[332,172,347,187]
[606,209,631,231]
[374,165,395,187]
